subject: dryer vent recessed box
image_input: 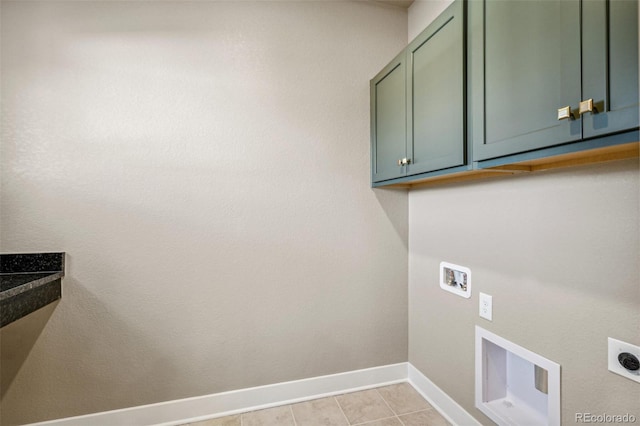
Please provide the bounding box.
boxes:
[476,326,561,426]
[439,261,471,298]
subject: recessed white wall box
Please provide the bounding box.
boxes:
[608,338,640,383]
[476,326,561,426]
[439,261,471,298]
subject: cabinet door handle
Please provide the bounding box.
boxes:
[557,106,575,121]
[397,158,411,166]
[579,99,599,115]
[398,159,403,166]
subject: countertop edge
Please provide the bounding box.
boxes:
[0,271,65,301]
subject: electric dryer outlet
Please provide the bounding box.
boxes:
[608,338,640,383]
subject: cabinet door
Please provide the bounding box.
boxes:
[406,0,465,176]
[371,53,406,183]
[582,0,639,139]
[470,0,582,161]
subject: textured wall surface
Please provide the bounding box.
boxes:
[0,2,409,423]
[409,161,640,424]
[408,1,640,423]
[407,0,450,41]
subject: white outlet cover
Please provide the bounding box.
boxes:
[479,292,492,321]
[608,338,640,383]
[439,262,471,298]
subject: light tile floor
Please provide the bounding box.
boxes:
[183,383,450,426]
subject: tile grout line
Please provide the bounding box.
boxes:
[289,404,298,426]
[351,415,402,426]
[380,383,441,425]
[375,388,399,417]
[333,395,352,425]
[346,388,402,426]
[399,407,434,417]
[396,415,407,426]
[374,386,414,426]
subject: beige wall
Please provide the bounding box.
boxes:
[0,2,409,423]
[407,0,450,41]
[408,1,640,424]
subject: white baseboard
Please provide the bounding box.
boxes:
[29,363,408,426]
[408,363,481,426]
[29,362,478,426]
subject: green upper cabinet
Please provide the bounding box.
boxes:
[582,0,639,140]
[406,0,465,176]
[371,52,406,183]
[371,0,465,185]
[469,0,582,161]
[470,0,639,162]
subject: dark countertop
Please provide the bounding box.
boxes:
[0,253,65,327]
[1,272,65,297]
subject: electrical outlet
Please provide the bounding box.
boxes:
[479,292,492,321]
[608,338,640,383]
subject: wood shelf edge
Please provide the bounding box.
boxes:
[406,169,513,188]
[526,141,639,172]
[376,141,639,190]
